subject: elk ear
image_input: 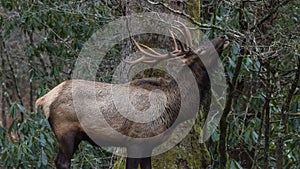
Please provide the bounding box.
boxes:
[211,35,229,54]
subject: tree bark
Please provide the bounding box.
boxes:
[114,1,211,168]
[0,31,7,128]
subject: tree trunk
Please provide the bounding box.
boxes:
[113,1,211,168]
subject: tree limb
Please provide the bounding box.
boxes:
[147,0,245,38]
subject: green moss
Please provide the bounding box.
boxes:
[187,0,201,20]
[153,123,210,169]
[112,121,210,169]
[112,157,126,169]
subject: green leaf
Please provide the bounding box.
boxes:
[17,146,22,160]
[39,134,46,147]
[9,104,17,119]
[251,130,258,143]
[229,57,236,68]
[228,160,244,169]
[211,131,219,142]
[254,60,261,70]
[17,104,27,114]
[41,150,48,166]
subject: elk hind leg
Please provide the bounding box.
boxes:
[55,131,81,169]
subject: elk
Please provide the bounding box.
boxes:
[35,23,229,169]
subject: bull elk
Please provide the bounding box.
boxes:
[35,23,229,169]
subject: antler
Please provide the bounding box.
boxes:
[123,22,192,66]
[172,21,192,50]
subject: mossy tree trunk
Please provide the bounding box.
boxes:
[113,1,212,169]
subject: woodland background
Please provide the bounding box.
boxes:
[0,0,299,169]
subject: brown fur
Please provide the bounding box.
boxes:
[35,36,228,169]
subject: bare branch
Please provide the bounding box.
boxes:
[147,0,245,38]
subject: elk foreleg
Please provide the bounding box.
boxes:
[140,157,152,169]
[126,157,140,169]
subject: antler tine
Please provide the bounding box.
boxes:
[177,21,192,48]
[132,39,169,59]
[169,30,180,53]
[123,27,192,66]
[171,26,186,50]
[139,43,163,56]
[122,55,152,65]
[172,21,192,50]
[124,38,173,65]
[169,30,188,60]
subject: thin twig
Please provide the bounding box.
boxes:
[146,0,245,38]
[250,0,294,31]
[263,63,271,169]
[2,39,24,120]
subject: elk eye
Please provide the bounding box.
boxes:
[220,35,229,40]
